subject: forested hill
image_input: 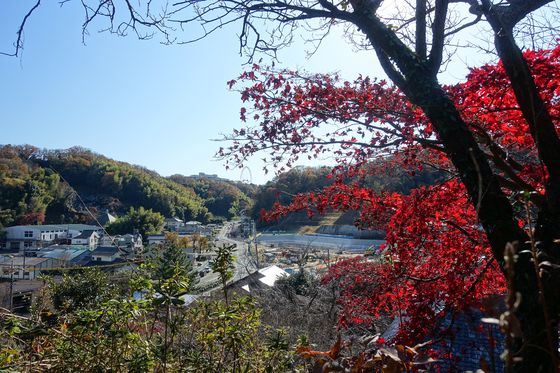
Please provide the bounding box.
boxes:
[0,145,253,227]
[0,145,442,230]
[168,175,257,220]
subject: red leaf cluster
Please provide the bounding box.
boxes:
[222,45,560,344]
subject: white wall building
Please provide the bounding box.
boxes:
[2,224,102,251]
[70,230,99,248]
[91,246,121,262]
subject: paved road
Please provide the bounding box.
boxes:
[197,222,256,292]
[216,221,257,282]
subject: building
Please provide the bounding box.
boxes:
[70,230,99,248]
[37,247,91,267]
[183,221,202,234]
[189,172,225,180]
[0,255,59,280]
[91,246,121,262]
[147,234,166,246]
[147,233,191,246]
[119,233,143,253]
[99,233,143,254]
[380,307,504,372]
[165,217,184,231]
[178,221,213,236]
[1,224,103,251]
[227,265,290,294]
[96,210,117,226]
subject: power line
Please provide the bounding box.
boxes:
[28,152,120,249]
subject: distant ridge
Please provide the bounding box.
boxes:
[0,145,255,227]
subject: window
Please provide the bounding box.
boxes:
[24,241,32,248]
[24,231,33,238]
[96,257,101,261]
[10,242,20,249]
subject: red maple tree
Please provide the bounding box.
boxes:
[219,45,560,349]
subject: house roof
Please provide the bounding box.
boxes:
[38,248,89,261]
[229,265,290,293]
[92,246,119,256]
[0,256,52,267]
[166,217,184,222]
[72,230,97,240]
[257,265,289,287]
[97,211,117,226]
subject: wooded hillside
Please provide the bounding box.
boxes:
[0,145,254,226]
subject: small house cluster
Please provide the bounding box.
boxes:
[0,212,224,312]
[0,223,144,281]
[163,217,217,236]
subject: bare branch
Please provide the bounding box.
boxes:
[0,0,41,57]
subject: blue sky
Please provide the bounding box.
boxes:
[0,0,485,184]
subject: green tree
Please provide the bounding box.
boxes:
[43,268,118,314]
[211,243,236,304]
[106,206,164,238]
[150,242,199,294]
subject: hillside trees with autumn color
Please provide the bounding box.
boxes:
[0,145,253,225]
[219,44,560,370]
[169,174,256,219]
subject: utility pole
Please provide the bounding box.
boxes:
[9,255,14,311]
[252,219,259,269]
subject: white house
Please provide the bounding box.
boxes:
[71,230,99,248]
[119,233,143,253]
[147,234,166,246]
[91,246,121,262]
[147,233,192,246]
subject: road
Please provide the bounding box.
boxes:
[216,221,257,282]
[197,221,257,292]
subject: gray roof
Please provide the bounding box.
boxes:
[72,230,97,240]
[92,246,119,256]
[97,212,117,226]
[38,248,89,261]
[0,255,52,267]
[147,234,166,239]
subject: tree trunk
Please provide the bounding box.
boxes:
[481,7,560,370]
[511,243,558,373]
[350,4,559,370]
